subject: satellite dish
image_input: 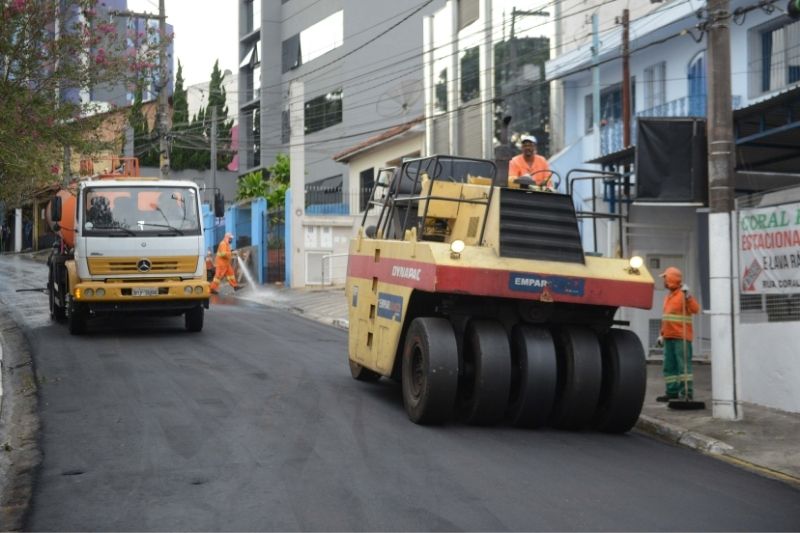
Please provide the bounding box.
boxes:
[376,79,424,118]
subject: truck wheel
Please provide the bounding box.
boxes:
[185,306,204,332]
[401,317,459,425]
[349,360,381,382]
[593,329,647,433]
[549,326,602,430]
[67,297,87,335]
[507,325,557,428]
[459,320,511,426]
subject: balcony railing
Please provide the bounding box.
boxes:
[599,95,742,155]
[305,187,373,216]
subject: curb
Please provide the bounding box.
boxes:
[635,415,733,455]
[0,310,42,531]
[635,414,800,489]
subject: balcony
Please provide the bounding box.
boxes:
[599,95,742,155]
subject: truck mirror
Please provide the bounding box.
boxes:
[214,192,225,217]
[51,196,62,222]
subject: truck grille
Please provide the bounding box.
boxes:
[499,189,585,264]
[87,256,199,275]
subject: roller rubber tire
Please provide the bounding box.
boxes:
[593,329,647,433]
[349,360,381,382]
[401,317,459,425]
[185,306,204,332]
[459,320,511,426]
[507,325,557,428]
[550,326,602,430]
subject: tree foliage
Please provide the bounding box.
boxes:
[235,154,290,216]
[167,60,234,171]
[0,0,166,207]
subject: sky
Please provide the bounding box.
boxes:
[127,0,239,88]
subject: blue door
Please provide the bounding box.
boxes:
[687,52,706,116]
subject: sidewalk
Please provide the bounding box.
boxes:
[238,283,800,489]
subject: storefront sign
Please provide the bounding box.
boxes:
[739,202,800,293]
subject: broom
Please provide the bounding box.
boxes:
[669,285,706,410]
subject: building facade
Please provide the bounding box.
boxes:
[237,0,444,215]
[546,0,800,413]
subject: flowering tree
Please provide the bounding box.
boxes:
[0,0,167,206]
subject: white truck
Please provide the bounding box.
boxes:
[48,166,221,334]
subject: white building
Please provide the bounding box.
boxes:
[546,0,800,413]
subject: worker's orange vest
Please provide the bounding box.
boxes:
[661,290,700,341]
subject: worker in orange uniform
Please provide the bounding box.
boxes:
[210,232,239,294]
[508,135,552,189]
[656,267,700,402]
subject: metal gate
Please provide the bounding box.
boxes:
[266,206,285,283]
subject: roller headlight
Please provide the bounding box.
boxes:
[450,239,466,256]
[184,286,194,295]
[84,288,94,298]
[627,255,644,274]
[194,286,203,294]
[95,288,106,297]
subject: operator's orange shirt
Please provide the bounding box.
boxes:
[508,154,551,187]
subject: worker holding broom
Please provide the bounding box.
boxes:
[656,266,700,403]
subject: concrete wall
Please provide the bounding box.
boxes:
[738,323,800,412]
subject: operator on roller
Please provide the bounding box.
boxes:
[508,135,553,190]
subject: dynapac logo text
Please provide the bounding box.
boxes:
[391,265,421,281]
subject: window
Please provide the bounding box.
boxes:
[282,11,343,73]
[435,68,448,112]
[246,0,261,33]
[305,89,343,134]
[359,168,375,212]
[460,47,479,103]
[585,93,593,133]
[760,20,800,93]
[643,61,666,111]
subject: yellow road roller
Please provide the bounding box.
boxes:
[345,155,653,432]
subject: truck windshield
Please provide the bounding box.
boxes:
[82,186,201,236]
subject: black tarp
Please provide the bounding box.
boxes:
[636,118,708,203]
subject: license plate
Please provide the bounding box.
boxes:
[132,287,158,297]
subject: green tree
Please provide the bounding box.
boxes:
[130,84,159,167]
[235,154,290,218]
[0,0,165,206]
[167,61,193,170]
[236,169,267,201]
[169,60,234,171]
[265,153,290,214]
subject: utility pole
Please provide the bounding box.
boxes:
[211,106,218,196]
[621,8,631,228]
[706,0,740,421]
[157,0,169,178]
[621,9,631,150]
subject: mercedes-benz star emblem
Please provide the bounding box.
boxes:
[136,259,152,272]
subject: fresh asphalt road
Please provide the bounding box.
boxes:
[1,255,799,531]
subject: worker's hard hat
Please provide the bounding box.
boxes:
[659,266,683,286]
[520,134,537,144]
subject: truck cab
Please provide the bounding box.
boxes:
[49,171,213,334]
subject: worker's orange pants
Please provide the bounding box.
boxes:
[210,262,237,290]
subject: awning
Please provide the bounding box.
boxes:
[734,85,800,173]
